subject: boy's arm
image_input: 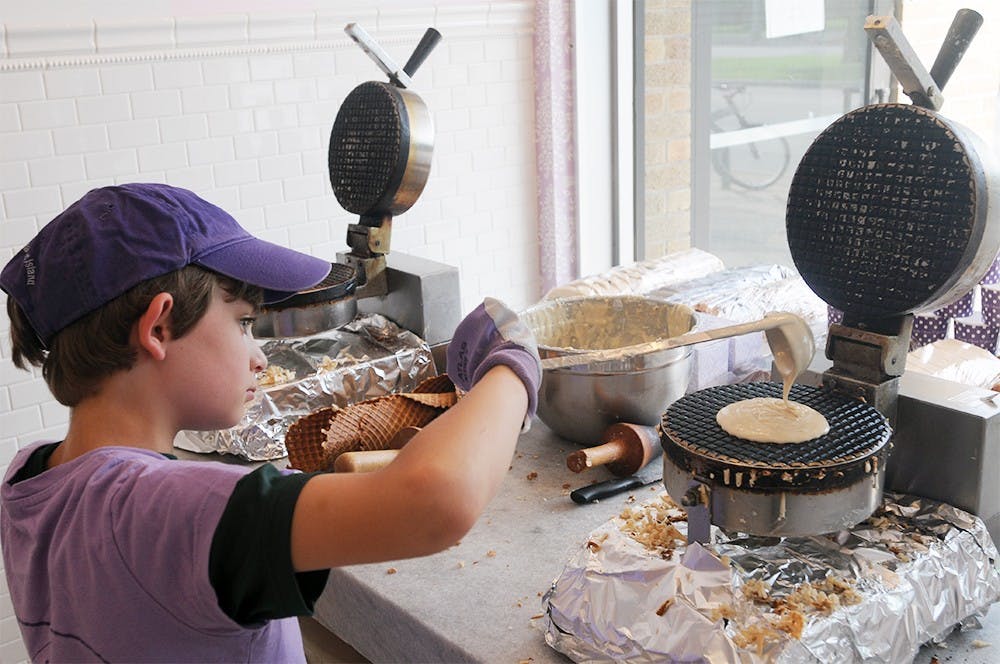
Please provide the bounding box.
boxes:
[289,364,527,571]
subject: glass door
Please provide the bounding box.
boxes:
[690,0,887,267]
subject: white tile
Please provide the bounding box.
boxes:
[159,115,208,143]
[249,54,295,82]
[100,63,155,95]
[76,94,131,125]
[282,173,326,201]
[434,4,491,30]
[84,149,139,179]
[296,99,339,127]
[253,104,298,131]
[276,126,322,154]
[152,60,204,90]
[0,128,52,162]
[187,137,235,166]
[176,15,248,48]
[450,83,487,109]
[240,180,285,209]
[300,148,327,175]
[52,124,108,157]
[107,119,159,149]
[39,400,69,429]
[292,52,337,79]
[43,68,101,99]
[248,13,315,43]
[0,163,29,190]
[3,186,61,218]
[5,22,95,57]
[137,143,188,172]
[130,90,183,119]
[306,195,340,222]
[229,81,274,109]
[0,104,20,132]
[448,41,486,66]
[213,160,258,187]
[376,6,436,33]
[0,72,44,104]
[0,635,28,664]
[316,8,375,41]
[263,199,307,228]
[18,99,76,131]
[207,109,254,137]
[433,64,469,87]
[201,58,251,85]
[469,105,503,130]
[234,131,278,160]
[259,154,302,181]
[0,218,39,254]
[180,85,229,114]
[274,78,317,105]
[485,37,526,62]
[99,17,174,52]
[27,155,86,186]
[8,377,50,410]
[432,108,469,131]
[0,406,42,438]
[288,219,330,247]
[164,165,214,191]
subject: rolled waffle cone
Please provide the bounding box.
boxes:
[413,374,455,394]
[285,407,338,473]
[285,374,457,472]
[323,396,443,459]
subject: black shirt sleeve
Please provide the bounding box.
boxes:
[208,465,330,625]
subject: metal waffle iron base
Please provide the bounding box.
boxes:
[660,382,891,541]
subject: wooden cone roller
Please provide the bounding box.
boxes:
[333,426,421,473]
[566,423,661,477]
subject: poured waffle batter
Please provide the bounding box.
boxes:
[715,314,828,443]
[715,397,829,443]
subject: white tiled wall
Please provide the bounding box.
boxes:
[0,3,538,661]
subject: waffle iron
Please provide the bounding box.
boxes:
[660,11,998,542]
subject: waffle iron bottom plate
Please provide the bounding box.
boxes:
[660,383,892,537]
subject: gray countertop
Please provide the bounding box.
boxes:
[177,421,1000,662]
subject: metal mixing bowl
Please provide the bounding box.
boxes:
[520,296,696,444]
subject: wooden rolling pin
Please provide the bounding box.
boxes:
[333,426,421,473]
[566,423,661,477]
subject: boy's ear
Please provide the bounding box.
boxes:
[135,293,175,361]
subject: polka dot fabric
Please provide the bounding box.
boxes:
[953,315,999,354]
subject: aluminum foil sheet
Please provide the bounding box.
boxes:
[174,314,436,461]
[542,491,1000,663]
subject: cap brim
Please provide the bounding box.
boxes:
[196,237,332,304]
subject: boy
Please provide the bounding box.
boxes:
[1,183,541,662]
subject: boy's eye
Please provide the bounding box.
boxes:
[240,317,256,332]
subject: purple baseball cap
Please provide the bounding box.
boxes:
[1,183,332,346]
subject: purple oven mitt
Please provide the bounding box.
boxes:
[447,297,542,431]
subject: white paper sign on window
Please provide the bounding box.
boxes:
[764,0,825,39]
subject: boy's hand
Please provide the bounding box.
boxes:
[447,298,542,430]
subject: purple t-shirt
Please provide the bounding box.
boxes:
[1,443,306,662]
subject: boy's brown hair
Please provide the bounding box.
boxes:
[8,266,262,407]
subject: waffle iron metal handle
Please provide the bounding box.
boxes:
[344,23,414,89]
[928,9,983,91]
[864,15,942,110]
[403,28,442,78]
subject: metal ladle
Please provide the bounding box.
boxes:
[539,311,815,381]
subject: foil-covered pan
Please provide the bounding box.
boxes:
[174,314,436,460]
[541,491,1000,663]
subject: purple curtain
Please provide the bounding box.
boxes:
[533,0,578,294]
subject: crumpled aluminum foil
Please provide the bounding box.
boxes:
[542,492,1000,663]
[174,314,436,461]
